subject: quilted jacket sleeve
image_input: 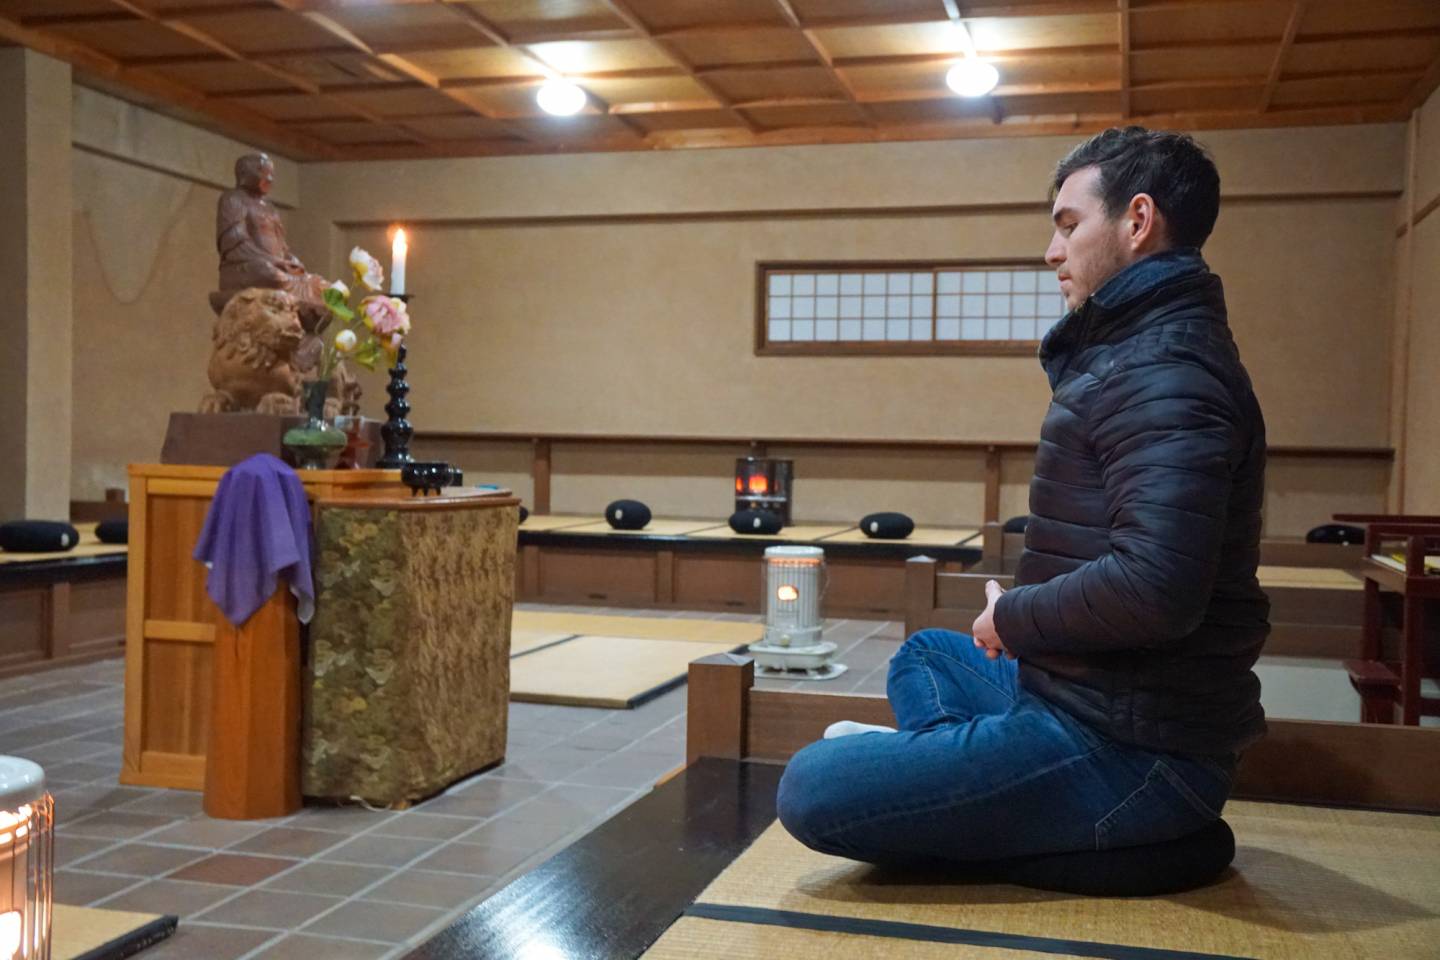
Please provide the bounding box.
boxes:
[993,357,1242,656]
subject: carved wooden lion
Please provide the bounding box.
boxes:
[199,288,305,414]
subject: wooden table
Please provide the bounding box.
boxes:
[121,464,407,811]
[1349,522,1440,725]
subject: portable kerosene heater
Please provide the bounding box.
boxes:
[0,757,52,960]
[748,546,846,680]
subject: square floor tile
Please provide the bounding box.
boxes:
[68,842,208,877]
[145,818,269,849]
[411,841,531,877]
[230,827,349,858]
[318,834,441,867]
[250,933,393,960]
[371,812,482,841]
[56,809,173,840]
[95,878,239,916]
[53,870,139,906]
[136,922,274,959]
[302,900,446,944]
[168,853,299,886]
[361,868,496,910]
[196,888,344,931]
[261,860,393,897]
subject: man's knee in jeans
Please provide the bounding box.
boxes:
[776,740,855,858]
[887,627,969,685]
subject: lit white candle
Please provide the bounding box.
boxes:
[390,228,408,296]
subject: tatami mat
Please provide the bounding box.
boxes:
[53,903,176,960]
[818,526,981,547]
[511,628,576,656]
[518,514,597,531]
[643,916,1100,960]
[661,802,1440,960]
[690,523,855,542]
[512,610,762,645]
[559,519,723,536]
[1257,565,1362,590]
[0,523,127,565]
[510,634,741,708]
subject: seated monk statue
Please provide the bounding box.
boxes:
[211,153,328,330]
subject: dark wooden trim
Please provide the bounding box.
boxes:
[984,446,1002,523]
[416,430,1393,461]
[404,758,783,960]
[532,438,552,514]
[756,340,1041,358]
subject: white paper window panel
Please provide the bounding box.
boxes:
[1040,294,1065,316]
[887,295,910,318]
[816,274,839,296]
[1037,317,1059,338]
[839,318,863,339]
[937,272,962,294]
[840,274,864,295]
[769,274,792,295]
[911,318,933,340]
[912,273,934,295]
[793,296,816,319]
[962,295,985,318]
[862,318,887,340]
[792,319,815,341]
[936,317,961,340]
[816,297,839,318]
[1012,318,1037,340]
[886,319,911,340]
[816,319,839,340]
[986,317,1011,339]
[770,319,792,341]
[840,296,863,319]
[961,318,986,340]
[863,295,887,318]
[962,272,986,293]
[910,295,932,318]
[863,274,887,295]
[884,272,909,294]
[937,294,961,318]
[1012,294,1037,317]
[1013,271,1037,293]
[988,272,1012,293]
[793,274,816,296]
[986,294,1010,317]
[769,297,791,319]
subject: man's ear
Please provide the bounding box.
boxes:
[1125,192,1165,252]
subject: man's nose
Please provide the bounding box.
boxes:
[1044,236,1065,267]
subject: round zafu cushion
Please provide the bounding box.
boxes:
[729,509,783,535]
[605,499,651,531]
[1002,515,1030,534]
[859,512,914,540]
[1306,523,1365,545]
[95,520,129,544]
[518,505,529,525]
[980,818,1235,897]
[0,520,81,553]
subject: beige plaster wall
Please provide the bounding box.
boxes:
[69,88,301,500]
[1400,86,1440,512]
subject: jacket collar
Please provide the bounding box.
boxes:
[1038,248,1219,383]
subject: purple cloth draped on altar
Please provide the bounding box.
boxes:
[193,453,315,627]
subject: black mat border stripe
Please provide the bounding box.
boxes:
[683,904,1258,960]
[507,632,581,659]
[71,914,179,960]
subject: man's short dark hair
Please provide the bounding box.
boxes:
[1051,126,1221,249]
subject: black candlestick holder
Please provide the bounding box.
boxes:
[377,293,414,469]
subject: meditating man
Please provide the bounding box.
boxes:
[778,127,1269,872]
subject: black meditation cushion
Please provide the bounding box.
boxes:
[1305,523,1365,545]
[859,512,914,540]
[1002,515,1030,534]
[0,520,81,553]
[605,499,651,531]
[729,509,783,535]
[978,818,1235,897]
[95,520,129,544]
[518,505,529,525]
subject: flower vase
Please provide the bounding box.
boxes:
[283,380,347,470]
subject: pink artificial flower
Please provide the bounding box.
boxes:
[361,295,411,339]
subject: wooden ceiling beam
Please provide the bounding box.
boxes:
[1118,0,1130,119]
[22,2,273,27]
[1259,0,1306,113]
[0,10,339,159]
[1399,50,1440,114]
[596,0,762,133]
[770,0,877,128]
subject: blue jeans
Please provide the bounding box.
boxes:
[777,629,1234,865]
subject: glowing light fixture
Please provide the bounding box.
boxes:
[0,757,51,960]
[946,59,999,98]
[536,80,587,116]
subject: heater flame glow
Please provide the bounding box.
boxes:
[747,475,769,494]
[0,911,20,958]
[776,584,799,602]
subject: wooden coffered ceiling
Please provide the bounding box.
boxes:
[2,0,1439,161]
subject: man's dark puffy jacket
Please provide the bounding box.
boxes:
[993,247,1269,757]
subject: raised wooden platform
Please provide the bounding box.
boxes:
[0,549,127,679]
[516,515,982,619]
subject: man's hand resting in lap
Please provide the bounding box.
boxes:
[972,579,1014,661]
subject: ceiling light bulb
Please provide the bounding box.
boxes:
[945,59,999,98]
[536,80,587,116]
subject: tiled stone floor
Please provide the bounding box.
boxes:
[2,605,899,959]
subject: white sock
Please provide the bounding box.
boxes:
[823,720,898,739]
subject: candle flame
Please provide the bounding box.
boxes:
[393,227,407,251]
